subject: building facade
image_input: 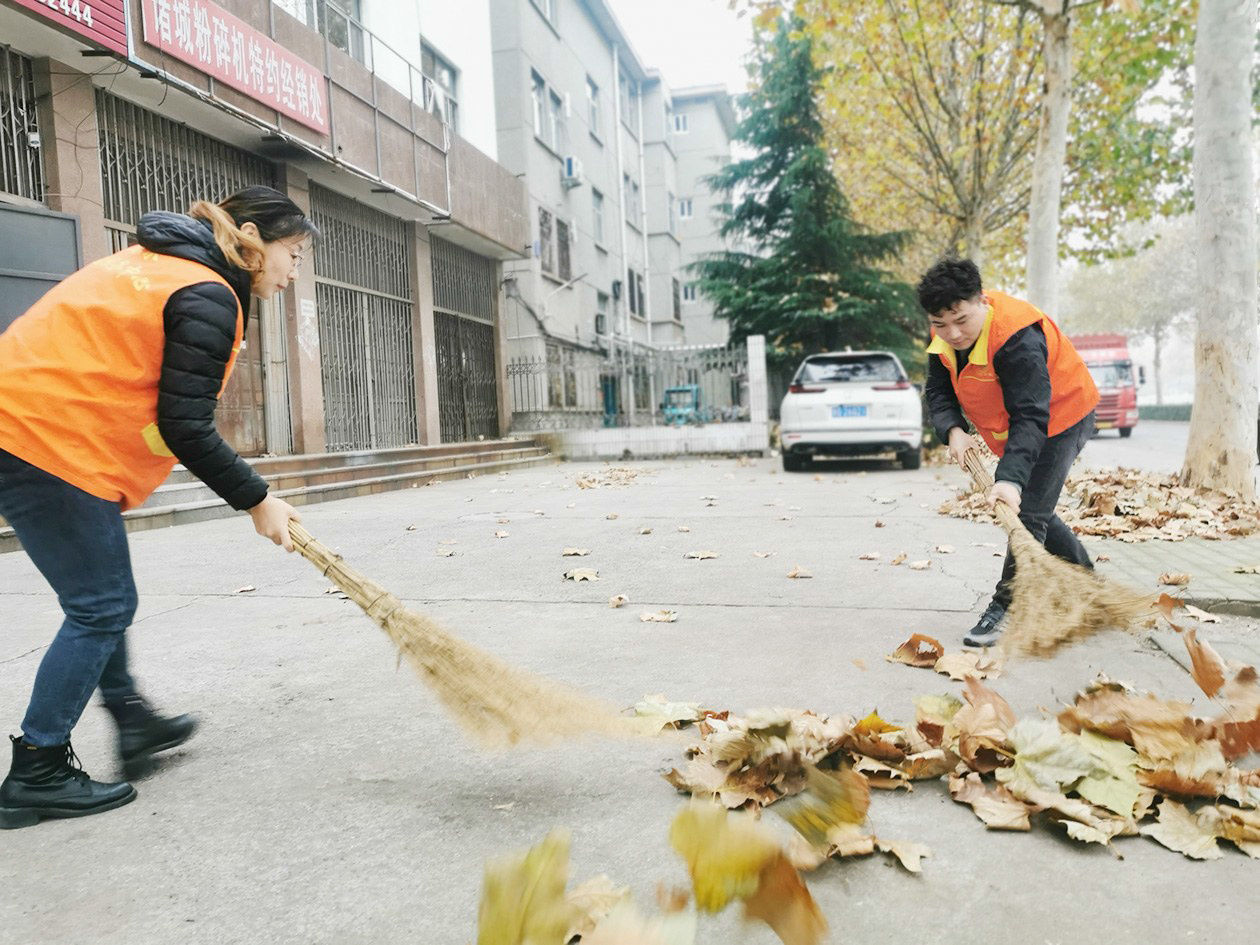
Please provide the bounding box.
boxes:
[0,0,527,455]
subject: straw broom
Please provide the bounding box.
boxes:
[958,449,1155,657]
[288,522,650,747]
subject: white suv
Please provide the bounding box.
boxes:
[778,351,923,471]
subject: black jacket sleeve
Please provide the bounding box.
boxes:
[925,352,968,444]
[156,283,269,511]
[992,323,1050,491]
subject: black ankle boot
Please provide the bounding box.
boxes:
[964,600,1008,648]
[104,695,198,780]
[0,735,136,829]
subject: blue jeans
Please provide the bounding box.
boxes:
[0,448,139,747]
[993,411,1096,608]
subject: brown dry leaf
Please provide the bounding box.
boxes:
[608,594,629,608]
[858,552,881,561]
[606,513,619,520]
[497,518,510,525]
[934,544,955,554]
[234,585,256,594]
[754,551,774,558]
[640,610,679,623]
[774,766,870,848]
[933,651,1002,681]
[875,837,931,874]
[1183,628,1227,698]
[1216,806,1260,858]
[874,519,886,528]
[1184,604,1219,623]
[901,748,958,781]
[685,551,719,560]
[1140,799,1224,860]
[787,566,813,579]
[639,527,653,535]
[949,773,1032,831]
[1159,572,1191,587]
[436,549,457,557]
[949,677,1017,773]
[890,552,907,566]
[915,693,963,748]
[1234,564,1260,574]
[677,525,691,533]
[741,853,828,945]
[886,633,945,668]
[1155,592,1183,620]
[565,875,632,942]
[852,756,911,791]
[494,530,509,539]
[562,547,591,557]
[909,560,931,571]
[1058,682,1196,762]
[564,568,600,582]
[1096,553,1111,562]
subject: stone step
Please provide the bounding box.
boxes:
[0,442,553,554]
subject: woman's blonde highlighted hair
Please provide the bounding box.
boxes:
[188,185,317,273]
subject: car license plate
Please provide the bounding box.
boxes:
[1095,420,1113,429]
[832,405,867,418]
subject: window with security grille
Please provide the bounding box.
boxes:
[672,278,681,321]
[539,208,554,274]
[0,46,44,203]
[557,219,571,282]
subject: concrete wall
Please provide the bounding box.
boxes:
[544,421,767,460]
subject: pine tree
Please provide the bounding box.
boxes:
[693,16,917,362]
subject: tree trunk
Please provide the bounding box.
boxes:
[1152,326,1165,406]
[960,215,985,269]
[1025,3,1071,315]
[1180,0,1258,496]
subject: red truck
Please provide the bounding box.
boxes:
[1069,333,1142,437]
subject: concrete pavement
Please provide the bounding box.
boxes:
[2,445,1257,945]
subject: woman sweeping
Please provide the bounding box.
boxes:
[0,186,316,829]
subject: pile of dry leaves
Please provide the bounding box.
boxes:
[938,466,1260,542]
[574,467,647,489]
[662,629,1259,869]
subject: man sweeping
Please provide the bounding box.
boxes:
[919,258,1100,647]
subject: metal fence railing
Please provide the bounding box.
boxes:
[508,341,750,431]
[0,45,43,204]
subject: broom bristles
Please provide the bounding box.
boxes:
[290,523,651,747]
[959,452,1156,658]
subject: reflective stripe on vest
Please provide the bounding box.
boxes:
[0,245,244,510]
[926,290,1098,456]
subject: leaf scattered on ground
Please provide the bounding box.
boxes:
[1160,572,1191,587]
[686,551,719,560]
[787,566,813,579]
[494,530,509,539]
[564,568,600,582]
[909,560,931,571]
[886,634,945,668]
[641,610,679,623]
[858,552,881,561]
[609,594,629,608]
[562,547,591,557]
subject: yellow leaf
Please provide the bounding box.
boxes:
[477,829,576,945]
[875,836,931,873]
[1140,800,1224,860]
[774,766,870,847]
[668,802,779,912]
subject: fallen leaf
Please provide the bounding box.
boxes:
[858,552,881,561]
[948,677,1017,774]
[915,693,963,748]
[1233,565,1260,574]
[787,566,813,579]
[497,518,510,524]
[874,520,886,528]
[606,513,619,520]
[494,530,509,539]
[436,549,457,557]
[1155,592,1183,620]
[1095,553,1111,562]
[1140,800,1223,860]
[492,802,514,812]
[1216,805,1260,858]
[677,525,691,533]
[1184,605,1219,624]
[875,837,931,873]
[933,651,1002,681]
[1159,572,1191,587]
[754,551,774,558]
[636,695,704,728]
[564,568,600,582]
[996,719,1099,798]
[890,553,907,566]
[583,902,698,945]
[908,560,931,571]
[934,544,955,554]
[686,551,719,560]
[639,527,653,535]
[477,829,575,945]
[774,766,870,847]
[1183,628,1227,698]
[609,594,629,608]
[562,547,591,557]
[405,524,416,531]
[851,658,867,671]
[234,585,256,594]
[886,633,945,668]
[668,802,779,912]
[565,876,634,943]
[641,610,679,623]
[741,850,827,945]
[949,772,1032,831]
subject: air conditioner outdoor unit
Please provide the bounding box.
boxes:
[561,155,583,188]
[595,312,607,335]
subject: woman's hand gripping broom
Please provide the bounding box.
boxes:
[958,449,1155,657]
[288,521,652,747]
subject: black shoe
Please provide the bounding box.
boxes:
[964,600,1007,648]
[104,695,198,780]
[0,736,136,829]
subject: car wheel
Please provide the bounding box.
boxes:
[899,448,922,470]
[782,451,806,472]
[1119,427,1133,439]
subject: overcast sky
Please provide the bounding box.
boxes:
[604,0,756,95]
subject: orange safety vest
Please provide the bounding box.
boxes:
[926,290,1098,456]
[0,245,244,511]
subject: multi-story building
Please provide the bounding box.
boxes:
[0,0,526,456]
[670,83,737,347]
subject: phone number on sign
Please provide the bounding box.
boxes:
[32,0,97,27]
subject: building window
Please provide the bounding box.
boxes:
[421,41,459,132]
[627,265,638,315]
[592,189,605,245]
[531,72,546,139]
[619,70,637,131]
[667,190,676,235]
[637,273,646,317]
[678,197,693,219]
[596,291,610,335]
[323,0,367,65]
[557,219,572,282]
[539,207,554,275]
[586,76,600,137]
[548,89,564,152]
[624,179,640,225]
[530,0,555,23]
[673,112,689,133]
[683,282,698,303]
[672,278,682,321]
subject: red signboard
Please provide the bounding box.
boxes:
[141,0,329,135]
[9,0,128,55]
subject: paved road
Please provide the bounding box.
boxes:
[2,449,1255,945]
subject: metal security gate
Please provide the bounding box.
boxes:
[431,237,499,442]
[1,46,44,203]
[310,184,417,452]
[95,91,287,455]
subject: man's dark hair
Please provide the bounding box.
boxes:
[917,258,982,316]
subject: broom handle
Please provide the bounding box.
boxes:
[960,449,1024,535]
[286,520,401,625]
